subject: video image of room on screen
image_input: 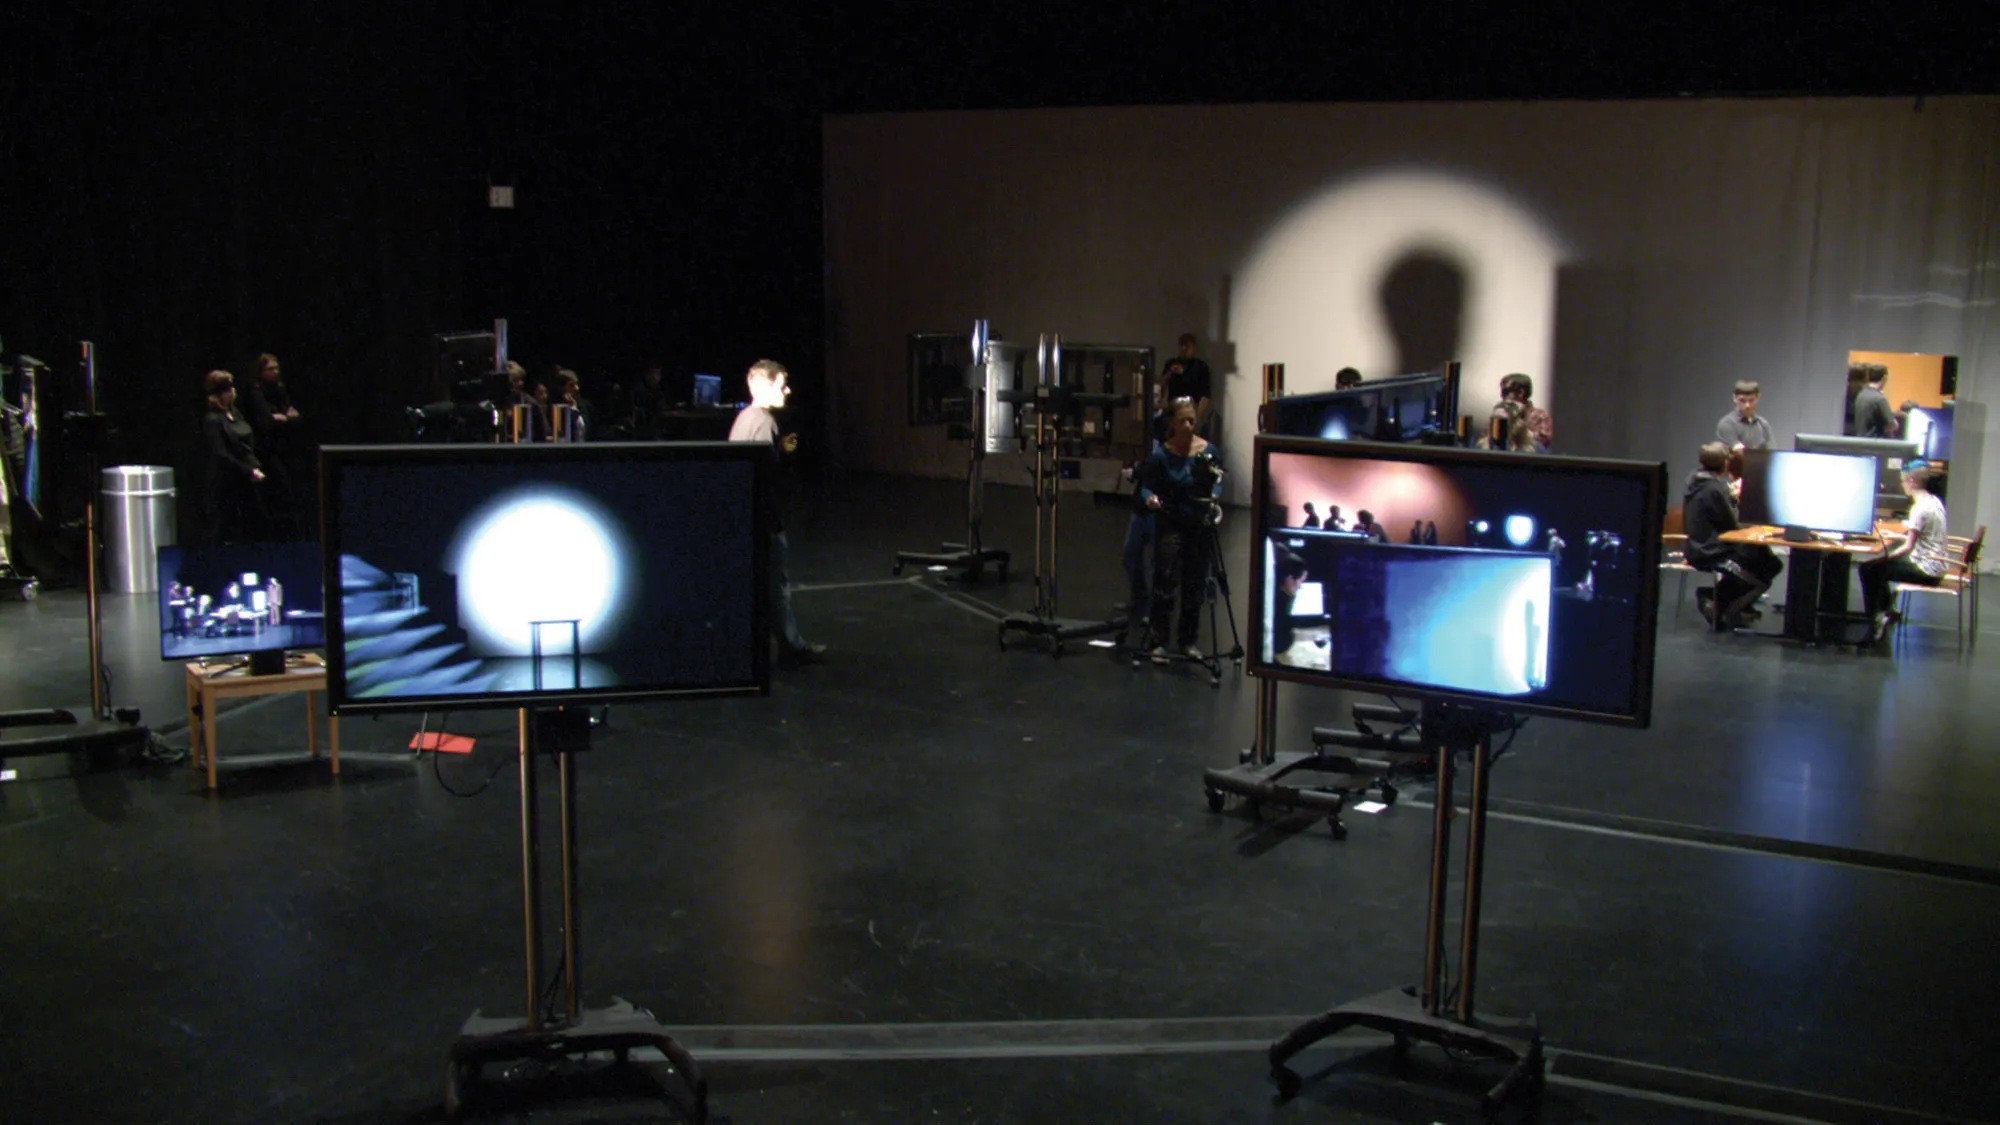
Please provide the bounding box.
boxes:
[332,458,759,702]
[158,542,325,661]
[1260,451,1650,712]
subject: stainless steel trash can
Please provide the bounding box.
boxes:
[102,465,177,593]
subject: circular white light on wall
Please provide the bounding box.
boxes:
[453,489,627,656]
[1504,514,1536,548]
[1474,520,1490,534]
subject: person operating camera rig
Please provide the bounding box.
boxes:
[1136,398,1224,664]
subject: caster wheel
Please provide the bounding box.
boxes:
[1380,783,1398,806]
[1210,674,1221,688]
[1238,747,1254,764]
[1205,787,1225,813]
[1328,818,1348,840]
[1271,1066,1301,1100]
[892,562,904,577]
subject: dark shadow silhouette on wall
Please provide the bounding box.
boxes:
[1378,250,1468,377]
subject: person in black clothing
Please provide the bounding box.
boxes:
[1683,441,1781,630]
[1161,333,1214,441]
[1334,367,1363,390]
[1136,398,1222,662]
[630,363,668,438]
[1271,549,1308,659]
[1301,502,1320,529]
[238,353,302,536]
[1851,365,1898,438]
[201,369,268,544]
[1353,509,1390,543]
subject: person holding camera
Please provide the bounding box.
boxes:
[1136,398,1223,664]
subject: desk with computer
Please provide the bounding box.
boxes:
[1723,434,1923,645]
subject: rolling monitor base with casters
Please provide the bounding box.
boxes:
[1205,688,1431,838]
[1265,704,1543,1114]
[444,708,706,1123]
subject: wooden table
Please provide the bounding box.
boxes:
[1718,524,1891,642]
[183,653,339,791]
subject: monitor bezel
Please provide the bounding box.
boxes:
[319,440,773,716]
[1248,434,1665,728]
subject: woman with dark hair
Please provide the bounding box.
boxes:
[1136,398,1223,664]
[201,369,267,543]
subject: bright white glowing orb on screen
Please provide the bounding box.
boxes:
[1504,514,1536,548]
[453,489,627,656]
[1474,520,1490,534]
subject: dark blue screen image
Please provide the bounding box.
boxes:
[157,542,325,661]
[327,447,763,709]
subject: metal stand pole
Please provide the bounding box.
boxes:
[517,708,542,1031]
[1455,725,1493,1024]
[558,740,581,1024]
[1421,735,1455,1014]
[81,341,106,719]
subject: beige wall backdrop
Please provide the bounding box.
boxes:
[823,98,2000,536]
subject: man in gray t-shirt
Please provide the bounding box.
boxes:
[730,359,825,663]
[1715,379,1773,451]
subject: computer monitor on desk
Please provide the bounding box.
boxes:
[1736,450,1878,536]
[1793,433,1920,514]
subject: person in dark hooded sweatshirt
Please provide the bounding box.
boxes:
[1683,441,1782,630]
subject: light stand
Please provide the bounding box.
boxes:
[443,708,706,1122]
[998,334,1128,655]
[894,320,1011,582]
[0,344,150,770]
[1265,704,1543,1113]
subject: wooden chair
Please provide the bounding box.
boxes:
[1893,525,1984,653]
[1659,505,1709,623]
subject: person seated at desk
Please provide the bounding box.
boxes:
[1684,441,1781,631]
[1858,465,1948,645]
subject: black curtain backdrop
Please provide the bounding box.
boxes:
[2,7,826,548]
[2,5,1990,551]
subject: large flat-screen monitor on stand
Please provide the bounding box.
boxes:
[1249,437,1664,727]
[320,441,772,714]
[1257,368,1460,444]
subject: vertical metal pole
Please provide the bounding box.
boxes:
[1032,335,1048,614]
[1420,712,1455,1016]
[1455,726,1493,1024]
[558,735,581,1024]
[1048,334,1061,618]
[518,709,543,1031]
[1253,676,1280,766]
[80,341,106,718]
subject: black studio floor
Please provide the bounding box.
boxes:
[3,471,1998,1124]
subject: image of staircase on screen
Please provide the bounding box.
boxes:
[321,442,772,713]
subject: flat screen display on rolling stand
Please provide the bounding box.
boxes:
[995,334,1157,657]
[893,321,1014,581]
[1210,435,1664,1113]
[321,439,772,1123]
